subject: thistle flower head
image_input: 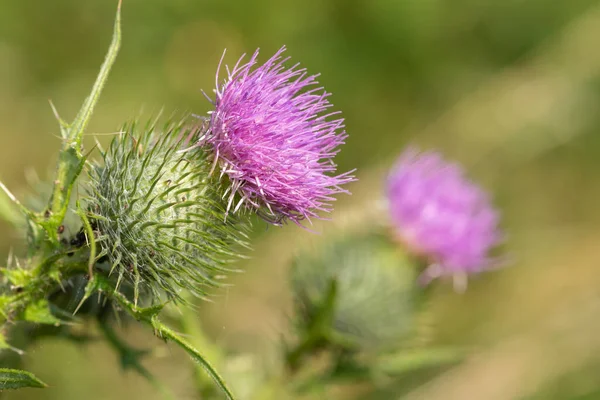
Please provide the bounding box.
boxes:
[200,46,354,226]
[87,119,250,302]
[292,233,416,349]
[386,148,503,285]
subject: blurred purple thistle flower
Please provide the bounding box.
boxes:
[199,46,355,226]
[386,148,503,289]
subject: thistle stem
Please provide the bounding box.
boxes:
[45,1,122,243]
[98,316,177,400]
[90,276,237,400]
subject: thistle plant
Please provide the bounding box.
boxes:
[0,3,354,398]
[290,233,417,354]
[276,148,505,398]
[0,2,513,399]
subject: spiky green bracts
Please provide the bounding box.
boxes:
[291,232,418,351]
[87,119,250,302]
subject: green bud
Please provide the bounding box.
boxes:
[87,119,251,302]
[291,231,418,350]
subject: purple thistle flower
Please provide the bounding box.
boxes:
[200,46,354,226]
[386,148,503,288]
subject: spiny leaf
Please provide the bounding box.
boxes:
[23,299,61,326]
[4,268,32,288]
[45,0,122,242]
[0,368,47,390]
[68,0,121,144]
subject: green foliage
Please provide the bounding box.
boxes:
[40,0,121,246]
[283,231,470,398]
[1,0,599,398]
[3,268,32,288]
[86,119,251,302]
[0,3,243,399]
[22,299,61,326]
[0,368,47,390]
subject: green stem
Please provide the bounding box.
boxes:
[76,206,97,277]
[98,317,177,400]
[91,276,236,400]
[180,300,223,396]
[151,320,235,399]
[68,0,122,145]
[45,1,122,242]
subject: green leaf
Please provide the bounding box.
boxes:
[68,0,121,144]
[0,368,47,390]
[24,299,61,326]
[45,0,122,241]
[4,268,32,288]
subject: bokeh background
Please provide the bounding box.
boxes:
[2,0,600,399]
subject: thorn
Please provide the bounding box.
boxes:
[201,89,215,105]
[86,130,124,136]
[48,99,70,132]
[0,180,35,220]
[57,278,67,293]
[6,344,25,356]
[73,296,87,316]
[73,275,98,316]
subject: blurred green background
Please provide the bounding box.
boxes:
[2,0,600,398]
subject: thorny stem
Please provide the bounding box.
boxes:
[0,4,236,399]
[98,317,177,400]
[44,1,121,243]
[0,250,89,331]
[179,298,225,397]
[0,0,121,361]
[90,275,237,400]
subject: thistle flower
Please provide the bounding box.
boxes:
[386,148,503,287]
[87,119,250,302]
[199,46,354,226]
